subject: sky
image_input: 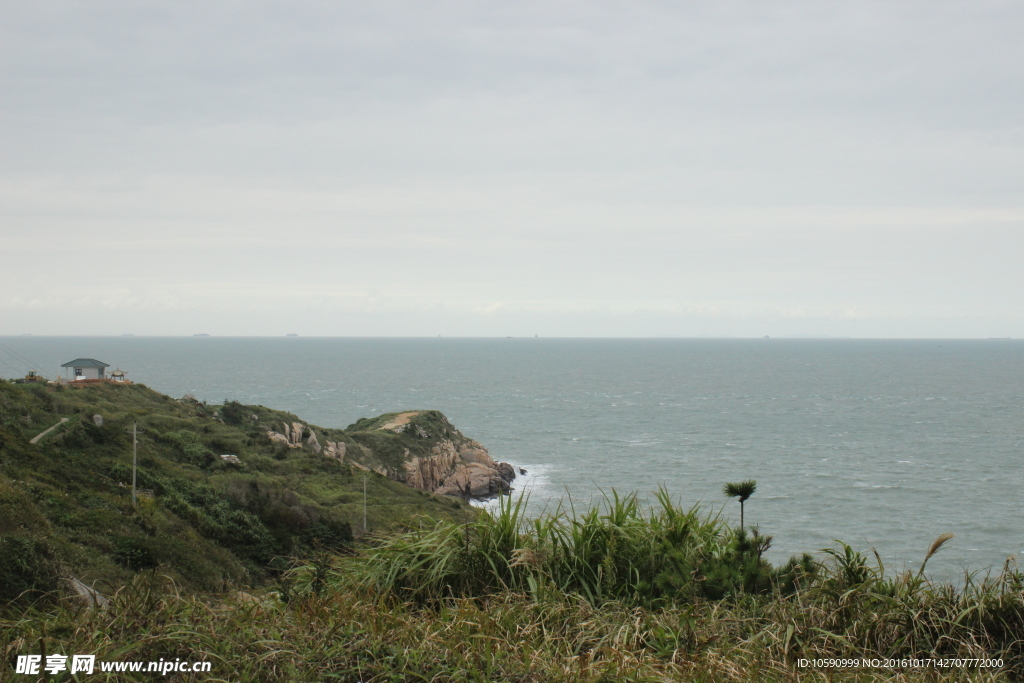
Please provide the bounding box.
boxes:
[2,0,1023,338]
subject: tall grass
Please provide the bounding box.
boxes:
[327,490,1024,678]
[350,488,809,606]
[5,492,1023,681]
[5,560,1020,681]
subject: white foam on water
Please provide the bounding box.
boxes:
[469,463,557,512]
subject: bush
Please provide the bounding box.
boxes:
[0,535,63,603]
[352,489,807,606]
[159,430,216,467]
[224,479,353,553]
[112,536,158,570]
[219,400,248,425]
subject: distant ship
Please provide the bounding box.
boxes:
[193,333,210,337]
[286,333,299,337]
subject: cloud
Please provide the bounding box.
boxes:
[2,1,1023,336]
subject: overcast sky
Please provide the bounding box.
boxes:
[2,1,1022,337]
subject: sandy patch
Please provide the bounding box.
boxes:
[378,411,421,431]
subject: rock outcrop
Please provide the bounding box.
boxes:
[267,431,291,446]
[265,411,514,501]
[305,430,322,454]
[402,430,515,501]
[323,441,346,462]
[266,421,308,449]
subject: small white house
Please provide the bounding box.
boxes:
[61,358,110,380]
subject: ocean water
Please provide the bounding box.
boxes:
[3,336,1023,581]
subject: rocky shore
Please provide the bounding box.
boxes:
[266,410,515,501]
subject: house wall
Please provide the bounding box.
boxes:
[76,367,103,380]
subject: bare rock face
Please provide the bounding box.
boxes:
[402,435,515,501]
[323,441,346,462]
[267,421,315,450]
[283,410,514,501]
[306,430,322,454]
[266,431,291,446]
[436,462,507,498]
[495,462,516,484]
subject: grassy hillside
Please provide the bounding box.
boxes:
[7,381,1021,681]
[0,380,474,601]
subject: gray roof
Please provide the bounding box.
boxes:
[60,358,110,368]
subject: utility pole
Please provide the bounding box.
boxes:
[363,473,368,534]
[131,423,138,509]
[125,423,144,509]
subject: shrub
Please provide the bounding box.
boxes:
[159,430,216,467]
[219,400,248,425]
[0,535,63,603]
[351,489,806,606]
[112,535,158,570]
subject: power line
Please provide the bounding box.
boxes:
[0,355,22,375]
[0,349,29,373]
[0,342,42,371]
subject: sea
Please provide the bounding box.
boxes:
[3,336,1022,582]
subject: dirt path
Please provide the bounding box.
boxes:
[379,411,420,430]
[29,417,69,444]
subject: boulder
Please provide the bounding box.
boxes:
[271,422,309,449]
[495,462,516,483]
[266,431,291,446]
[306,430,322,454]
[324,441,346,461]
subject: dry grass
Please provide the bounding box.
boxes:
[4,493,1022,682]
[3,572,1016,682]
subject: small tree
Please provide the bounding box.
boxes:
[723,480,757,530]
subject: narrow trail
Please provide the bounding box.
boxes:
[29,417,69,444]
[68,577,109,608]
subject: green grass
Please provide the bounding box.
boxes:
[3,495,1021,682]
[0,380,474,600]
[350,489,808,607]
[4,380,1022,681]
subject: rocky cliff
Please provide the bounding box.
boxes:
[267,409,515,501]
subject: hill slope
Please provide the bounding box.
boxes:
[0,380,480,601]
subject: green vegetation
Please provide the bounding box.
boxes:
[3,493,1021,681]
[3,381,1022,681]
[342,409,472,473]
[353,489,796,605]
[724,479,757,530]
[0,380,473,601]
